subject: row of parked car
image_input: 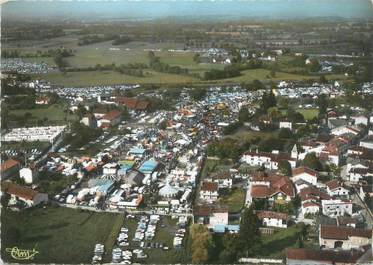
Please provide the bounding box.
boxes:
[92,243,104,264]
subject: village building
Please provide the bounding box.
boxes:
[0,159,20,180]
[256,210,289,228]
[322,199,353,217]
[200,182,219,203]
[2,182,48,208]
[325,179,349,197]
[319,225,372,250]
[249,172,295,204]
[286,247,370,265]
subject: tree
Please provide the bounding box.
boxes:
[219,234,242,263]
[316,94,328,116]
[261,91,276,113]
[319,75,328,84]
[190,224,213,264]
[239,205,261,255]
[278,160,292,176]
[189,88,207,101]
[238,107,251,123]
[279,128,293,139]
[302,152,323,171]
[267,107,281,122]
[365,193,372,211]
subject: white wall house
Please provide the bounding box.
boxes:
[257,211,288,228]
[291,167,318,185]
[322,199,353,217]
[200,182,219,203]
[19,167,37,184]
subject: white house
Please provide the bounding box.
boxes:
[200,182,219,203]
[325,180,349,197]
[302,201,321,215]
[351,115,368,126]
[241,149,297,170]
[279,121,292,131]
[319,225,372,250]
[291,166,318,186]
[322,199,353,217]
[257,210,289,228]
[2,182,48,208]
[19,167,38,184]
[103,163,118,176]
[209,209,229,229]
[360,135,373,150]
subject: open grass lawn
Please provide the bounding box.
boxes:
[36,70,199,86]
[9,103,77,126]
[258,224,317,259]
[1,206,124,264]
[219,188,246,213]
[229,129,278,142]
[296,108,319,120]
[201,158,233,179]
[23,57,57,67]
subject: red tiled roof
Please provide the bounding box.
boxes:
[1,159,20,173]
[292,166,318,177]
[326,179,342,190]
[320,225,372,240]
[115,97,149,110]
[286,248,364,263]
[299,187,331,201]
[102,110,121,121]
[302,201,320,208]
[251,174,294,198]
[2,182,39,200]
[257,210,288,220]
[201,181,218,192]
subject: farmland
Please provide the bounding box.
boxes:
[1,206,124,264]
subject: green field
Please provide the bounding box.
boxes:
[219,188,246,213]
[35,70,199,86]
[36,68,348,87]
[296,108,319,120]
[257,224,318,258]
[229,129,278,142]
[1,206,124,264]
[9,103,77,126]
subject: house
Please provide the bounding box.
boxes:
[241,149,297,170]
[200,182,219,203]
[35,96,50,105]
[351,115,368,126]
[337,217,358,228]
[2,182,48,208]
[322,199,353,217]
[286,248,370,265]
[80,114,97,128]
[360,135,373,150]
[98,110,122,128]
[1,159,20,180]
[256,210,289,228]
[325,179,349,197]
[292,166,318,186]
[249,173,295,204]
[331,125,363,137]
[19,166,38,184]
[115,97,149,111]
[103,163,118,176]
[299,187,331,215]
[207,172,233,189]
[279,121,292,130]
[319,225,372,250]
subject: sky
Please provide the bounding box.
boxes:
[2,0,373,21]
